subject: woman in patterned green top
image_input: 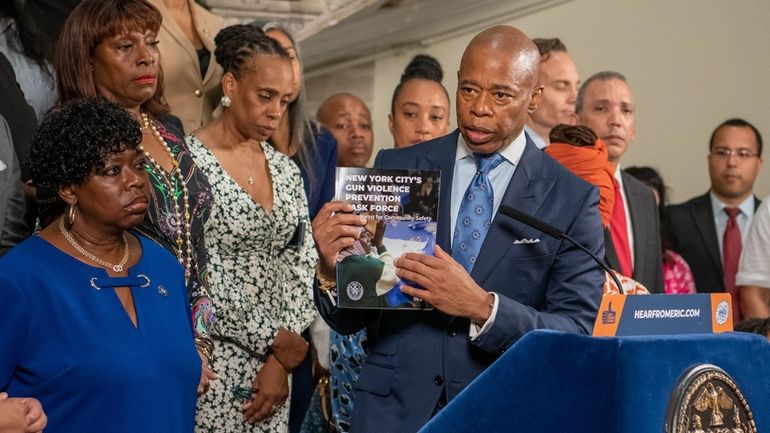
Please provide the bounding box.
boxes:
[51,0,217,394]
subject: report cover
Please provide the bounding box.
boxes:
[335,167,440,309]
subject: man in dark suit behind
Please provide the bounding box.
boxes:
[576,71,664,293]
[312,26,604,433]
[667,119,763,319]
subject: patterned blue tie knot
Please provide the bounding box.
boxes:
[474,152,505,174]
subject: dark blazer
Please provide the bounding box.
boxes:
[315,130,604,433]
[604,172,665,293]
[667,192,761,293]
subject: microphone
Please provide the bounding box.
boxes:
[499,205,624,295]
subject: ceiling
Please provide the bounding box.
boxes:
[299,0,566,72]
[206,0,381,36]
[205,0,567,73]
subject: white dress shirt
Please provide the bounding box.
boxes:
[524,124,548,150]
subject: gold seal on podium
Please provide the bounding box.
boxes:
[666,364,756,433]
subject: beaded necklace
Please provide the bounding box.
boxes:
[139,112,193,283]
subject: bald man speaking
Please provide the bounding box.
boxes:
[313,26,604,433]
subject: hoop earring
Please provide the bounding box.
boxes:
[68,204,76,226]
[220,95,231,108]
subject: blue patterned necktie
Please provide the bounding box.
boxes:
[452,152,505,272]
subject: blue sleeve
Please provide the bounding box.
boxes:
[0,269,30,389]
[300,127,338,220]
[316,128,338,214]
[471,186,604,354]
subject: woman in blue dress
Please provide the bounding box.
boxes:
[0,98,200,433]
[50,0,217,390]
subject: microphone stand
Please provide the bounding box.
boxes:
[499,205,625,295]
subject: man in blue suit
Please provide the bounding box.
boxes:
[313,25,604,433]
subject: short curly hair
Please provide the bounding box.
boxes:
[29,98,142,190]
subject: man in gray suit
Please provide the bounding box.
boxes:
[576,71,664,293]
[0,114,30,255]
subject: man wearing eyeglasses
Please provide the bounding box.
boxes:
[668,118,764,322]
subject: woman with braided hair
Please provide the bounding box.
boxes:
[187,24,316,432]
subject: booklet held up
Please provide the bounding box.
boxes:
[335,167,440,310]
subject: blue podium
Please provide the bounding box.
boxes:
[419,330,770,433]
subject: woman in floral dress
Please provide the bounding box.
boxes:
[188,24,316,433]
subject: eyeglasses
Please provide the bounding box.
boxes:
[710,148,759,160]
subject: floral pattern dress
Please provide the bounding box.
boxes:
[134,117,216,350]
[663,249,696,294]
[186,135,317,433]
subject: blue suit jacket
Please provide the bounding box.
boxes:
[315,130,604,433]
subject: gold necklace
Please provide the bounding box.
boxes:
[139,112,193,283]
[59,217,129,272]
